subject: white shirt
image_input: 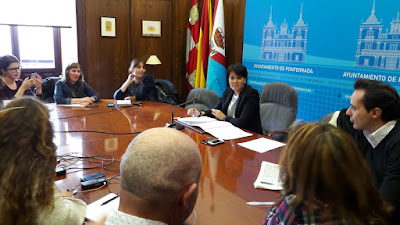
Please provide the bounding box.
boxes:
[227,94,239,118]
[330,111,396,148]
[105,209,168,225]
[363,120,397,148]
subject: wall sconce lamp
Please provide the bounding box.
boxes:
[145,55,162,77]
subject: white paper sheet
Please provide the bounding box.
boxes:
[57,104,86,107]
[238,137,285,153]
[178,116,253,140]
[3,100,56,111]
[206,125,253,140]
[85,193,119,222]
[178,116,217,125]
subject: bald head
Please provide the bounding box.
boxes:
[120,128,202,202]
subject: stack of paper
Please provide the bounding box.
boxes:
[177,116,253,140]
[254,161,283,191]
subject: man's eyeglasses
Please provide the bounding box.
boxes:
[6,66,22,72]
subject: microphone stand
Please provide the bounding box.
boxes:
[166,98,197,130]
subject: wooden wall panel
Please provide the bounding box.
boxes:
[225,0,246,65]
[77,0,246,101]
[171,0,192,100]
[77,0,131,99]
[131,0,171,82]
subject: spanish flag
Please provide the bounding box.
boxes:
[195,0,212,88]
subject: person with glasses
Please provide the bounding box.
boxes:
[0,55,42,100]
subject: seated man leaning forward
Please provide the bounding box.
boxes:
[330,78,400,225]
[105,127,202,225]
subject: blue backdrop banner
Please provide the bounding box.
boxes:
[243,0,400,121]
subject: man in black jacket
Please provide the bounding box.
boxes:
[333,78,400,224]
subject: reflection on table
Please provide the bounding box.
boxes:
[53,100,282,225]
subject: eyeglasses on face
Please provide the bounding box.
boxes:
[6,66,22,72]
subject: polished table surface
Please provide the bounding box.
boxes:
[53,100,281,225]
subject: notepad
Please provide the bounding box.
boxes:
[254,161,283,191]
[85,193,119,222]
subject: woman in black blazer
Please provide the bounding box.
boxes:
[188,64,262,134]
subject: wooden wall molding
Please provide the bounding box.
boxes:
[76,0,246,100]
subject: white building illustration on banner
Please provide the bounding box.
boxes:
[355,1,400,71]
[261,5,308,63]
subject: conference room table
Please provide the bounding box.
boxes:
[53,100,282,225]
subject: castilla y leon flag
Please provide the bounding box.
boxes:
[206,0,226,96]
[185,0,199,90]
[195,0,212,88]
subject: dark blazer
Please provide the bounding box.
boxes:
[204,84,262,134]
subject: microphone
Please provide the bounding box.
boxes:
[166,98,197,130]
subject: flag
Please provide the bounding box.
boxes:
[195,0,212,88]
[185,0,199,90]
[206,0,226,96]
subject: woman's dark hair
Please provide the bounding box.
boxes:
[279,123,389,224]
[130,58,145,69]
[226,63,248,79]
[0,55,19,76]
[65,62,83,88]
[0,97,57,225]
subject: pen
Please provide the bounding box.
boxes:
[100,194,120,206]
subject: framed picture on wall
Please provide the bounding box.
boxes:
[142,20,161,37]
[101,17,116,37]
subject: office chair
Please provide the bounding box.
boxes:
[260,82,298,141]
[318,112,334,124]
[42,76,61,103]
[184,88,220,111]
[154,79,179,105]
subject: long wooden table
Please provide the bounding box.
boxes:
[53,100,281,225]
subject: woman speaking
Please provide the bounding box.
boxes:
[188,63,262,134]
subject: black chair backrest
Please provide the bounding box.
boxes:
[42,76,61,103]
[154,79,179,105]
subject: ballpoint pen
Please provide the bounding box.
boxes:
[100,194,120,206]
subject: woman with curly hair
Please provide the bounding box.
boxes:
[263,123,390,225]
[0,98,86,225]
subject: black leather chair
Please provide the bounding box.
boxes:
[260,82,298,141]
[42,76,61,103]
[154,79,179,105]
